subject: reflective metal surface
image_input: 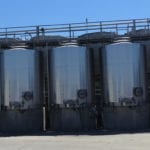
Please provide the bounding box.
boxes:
[1,49,41,110]
[103,42,145,104]
[49,45,91,105]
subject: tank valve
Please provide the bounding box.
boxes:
[22,91,33,101]
[133,87,143,97]
[77,89,87,99]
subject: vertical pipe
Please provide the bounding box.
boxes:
[5,28,8,41]
[99,22,102,32]
[132,19,136,32]
[86,18,89,42]
[69,24,72,40]
[127,23,129,34]
[13,33,16,39]
[43,106,46,131]
[116,24,118,34]
[36,26,40,39]
[46,48,50,130]
[147,18,150,30]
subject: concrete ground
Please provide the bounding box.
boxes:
[0,131,150,150]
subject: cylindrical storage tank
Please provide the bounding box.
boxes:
[48,44,96,131]
[0,49,43,132]
[142,41,150,101]
[102,42,150,130]
[103,42,145,105]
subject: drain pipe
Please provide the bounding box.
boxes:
[42,48,48,132]
[43,106,46,132]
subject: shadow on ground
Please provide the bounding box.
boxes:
[1,129,150,137]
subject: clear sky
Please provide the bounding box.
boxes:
[0,0,149,27]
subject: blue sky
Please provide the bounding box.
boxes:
[0,0,149,27]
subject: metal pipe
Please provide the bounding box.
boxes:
[36,26,40,39]
[43,106,46,132]
[69,24,72,40]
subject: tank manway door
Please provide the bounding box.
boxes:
[77,89,87,99]
[22,91,33,101]
[133,87,143,97]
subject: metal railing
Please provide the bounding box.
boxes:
[0,18,150,41]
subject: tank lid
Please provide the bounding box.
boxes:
[60,40,78,46]
[78,32,117,40]
[113,36,131,43]
[30,35,68,42]
[125,29,150,37]
[3,48,34,51]
[10,45,28,49]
